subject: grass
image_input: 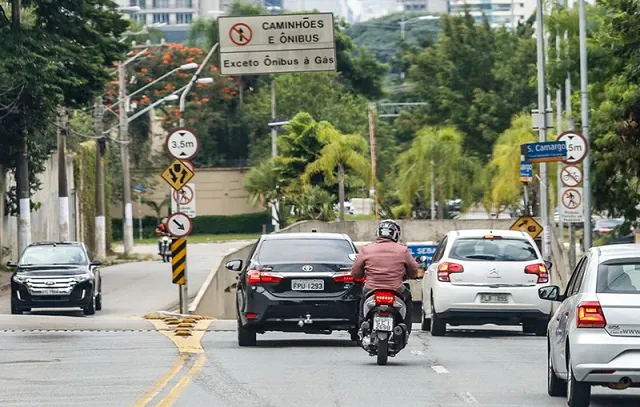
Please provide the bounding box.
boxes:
[114,233,261,245]
[345,214,376,221]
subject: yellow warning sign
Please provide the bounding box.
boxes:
[171,238,187,285]
[510,215,543,240]
[161,158,195,192]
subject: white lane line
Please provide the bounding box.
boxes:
[410,350,424,356]
[458,392,479,404]
[431,365,449,374]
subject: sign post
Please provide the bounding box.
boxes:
[217,13,337,76]
[556,131,587,225]
[162,126,201,315]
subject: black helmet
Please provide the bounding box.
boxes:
[377,219,401,242]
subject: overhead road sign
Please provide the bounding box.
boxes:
[557,130,588,164]
[520,161,533,183]
[521,141,567,163]
[167,212,193,238]
[166,127,200,161]
[218,13,336,75]
[171,183,196,218]
[161,159,195,192]
[561,165,583,187]
[510,215,543,239]
[171,238,187,285]
[560,187,584,223]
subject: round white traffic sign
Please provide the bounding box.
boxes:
[557,131,588,164]
[561,188,582,210]
[561,165,583,187]
[167,212,193,237]
[166,127,200,161]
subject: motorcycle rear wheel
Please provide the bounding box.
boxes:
[376,336,389,365]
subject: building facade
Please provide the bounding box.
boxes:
[448,0,536,29]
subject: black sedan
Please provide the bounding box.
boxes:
[8,241,103,315]
[225,232,362,346]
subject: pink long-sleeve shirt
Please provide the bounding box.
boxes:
[351,238,419,291]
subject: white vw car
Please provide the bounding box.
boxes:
[540,244,640,407]
[421,229,553,336]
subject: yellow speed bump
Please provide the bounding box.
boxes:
[177,322,195,328]
[174,328,192,336]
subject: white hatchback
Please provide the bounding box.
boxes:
[420,229,553,336]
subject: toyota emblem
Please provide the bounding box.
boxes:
[302,265,313,272]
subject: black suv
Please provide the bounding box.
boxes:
[226,232,362,346]
[8,242,103,315]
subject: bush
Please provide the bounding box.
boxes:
[111,212,271,241]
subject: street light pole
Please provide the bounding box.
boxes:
[94,99,107,260]
[118,61,135,255]
[535,0,550,261]
[578,0,592,249]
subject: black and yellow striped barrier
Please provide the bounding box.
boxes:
[171,238,187,285]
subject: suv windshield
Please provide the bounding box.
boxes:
[597,261,640,294]
[19,245,88,266]
[449,237,538,262]
[595,219,624,229]
[256,239,354,264]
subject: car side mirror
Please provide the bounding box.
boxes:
[538,285,562,302]
[90,260,101,267]
[544,260,553,271]
[348,253,358,261]
[225,260,243,272]
[419,255,427,263]
[6,261,16,268]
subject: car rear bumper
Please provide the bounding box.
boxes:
[12,282,94,309]
[436,308,550,325]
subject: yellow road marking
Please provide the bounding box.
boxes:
[148,319,213,354]
[132,354,187,407]
[156,354,207,407]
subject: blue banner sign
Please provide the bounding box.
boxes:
[407,244,438,265]
[522,141,567,163]
[520,161,533,183]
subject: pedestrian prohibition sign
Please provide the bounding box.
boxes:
[229,23,252,46]
[173,184,194,205]
[561,188,582,210]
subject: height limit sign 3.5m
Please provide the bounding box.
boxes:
[166,127,200,161]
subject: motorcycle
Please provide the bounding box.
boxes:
[159,234,172,263]
[359,281,412,365]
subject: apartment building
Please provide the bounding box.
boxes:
[398,0,448,13]
[448,0,536,29]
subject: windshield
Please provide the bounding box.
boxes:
[597,262,640,294]
[449,237,539,262]
[595,219,624,229]
[256,239,355,264]
[19,245,88,266]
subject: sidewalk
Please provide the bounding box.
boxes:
[0,271,12,292]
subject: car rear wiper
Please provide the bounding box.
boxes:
[464,254,498,260]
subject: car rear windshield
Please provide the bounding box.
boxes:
[597,261,640,294]
[19,245,88,266]
[256,239,354,264]
[448,237,538,262]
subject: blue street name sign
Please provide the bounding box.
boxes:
[521,141,567,163]
[520,161,533,183]
[407,244,438,266]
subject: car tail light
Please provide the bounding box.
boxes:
[525,263,549,283]
[437,262,464,282]
[374,290,395,305]
[577,301,607,328]
[332,271,365,284]
[246,270,283,284]
[245,312,258,319]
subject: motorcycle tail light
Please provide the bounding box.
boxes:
[374,290,395,306]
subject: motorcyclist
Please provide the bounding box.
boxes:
[155,218,170,255]
[351,219,419,335]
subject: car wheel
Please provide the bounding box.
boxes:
[567,352,591,407]
[430,301,446,337]
[547,344,566,397]
[95,293,102,311]
[237,318,256,347]
[83,295,96,316]
[420,306,431,331]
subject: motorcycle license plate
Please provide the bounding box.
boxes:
[373,316,394,332]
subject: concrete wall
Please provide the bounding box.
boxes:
[2,151,77,259]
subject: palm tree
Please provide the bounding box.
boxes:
[243,160,286,228]
[301,122,371,222]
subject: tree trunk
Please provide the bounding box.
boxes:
[436,179,445,220]
[338,163,345,222]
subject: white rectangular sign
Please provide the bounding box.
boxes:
[171,182,196,218]
[560,187,584,223]
[218,13,336,75]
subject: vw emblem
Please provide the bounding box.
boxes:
[45,281,55,285]
[302,265,313,272]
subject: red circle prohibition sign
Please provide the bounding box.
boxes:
[229,23,252,46]
[173,184,194,205]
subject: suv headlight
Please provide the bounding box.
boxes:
[13,275,29,284]
[71,274,92,283]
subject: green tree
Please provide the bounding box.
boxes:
[301,123,371,221]
[243,160,287,228]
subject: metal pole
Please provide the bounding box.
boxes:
[138,194,143,241]
[94,100,107,260]
[578,0,592,249]
[57,107,70,241]
[535,0,551,261]
[368,104,379,220]
[430,161,435,220]
[118,62,134,255]
[556,18,564,239]
[270,78,280,230]
[565,26,577,268]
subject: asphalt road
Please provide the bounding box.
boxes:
[0,241,252,316]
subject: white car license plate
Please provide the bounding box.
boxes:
[480,294,509,303]
[34,289,65,296]
[291,279,324,291]
[373,316,394,332]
